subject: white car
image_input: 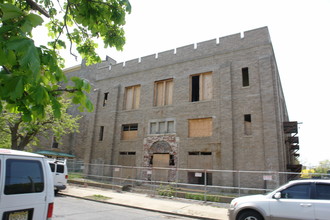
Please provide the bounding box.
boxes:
[48,159,68,193]
[0,148,54,220]
[228,179,330,220]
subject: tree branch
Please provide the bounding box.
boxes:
[25,0,50,18]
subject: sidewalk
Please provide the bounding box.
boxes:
[60,184,229,220]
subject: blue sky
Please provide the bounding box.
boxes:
[59,0,330,166]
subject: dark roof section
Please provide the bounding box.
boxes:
[36,150,75,158]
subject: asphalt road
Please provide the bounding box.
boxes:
[53,195,195,220]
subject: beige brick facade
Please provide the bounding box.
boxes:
[42,27,299,186]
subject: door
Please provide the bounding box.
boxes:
[314,183,330,220]
[1,157,48,219]
[153,154,169,182]
[269,183,315,220]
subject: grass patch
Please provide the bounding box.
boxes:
[68,172,84,180]
[85,194,111,201]
[185,193,221,202]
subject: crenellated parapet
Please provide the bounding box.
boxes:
[94,26,271,81]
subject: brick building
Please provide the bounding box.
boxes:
[43,27,301,186]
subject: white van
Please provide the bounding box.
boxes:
[48,159,68,193]
[0,148,54,220]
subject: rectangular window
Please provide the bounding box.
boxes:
[103,92,109,106]
[187,151,213,171]
[5,159,44,195]
[191,72,212,102]
[154,79,173,106]
[51,136,58,149]
[242,67,249,87]
[150,122,157,134]
[315,184,330,200]
[188,118,212,137]
[119,152,136,155]
[188,172,212,185]
[149,120,175,134]
[99,126,104,141]
[188,152,212,155]
[244,114,252,135]
[121,124,138,140]
[124,85,140,110]
[167,121,174,133]
[118,152,136,166]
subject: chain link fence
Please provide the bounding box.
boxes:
[67,160,330,202]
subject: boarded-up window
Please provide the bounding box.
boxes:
[244,114,252,135]
[188,152,213,168]
[119,152,136,165]
[124,85,140,110]
[118,152,136,179]
[187,152,213,185]
[188,118,212,137]
[154,79,173,106]
[191,72,212,102]
[121,124,138,140]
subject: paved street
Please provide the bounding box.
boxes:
[59,184,229,220]
[54,195,196,220]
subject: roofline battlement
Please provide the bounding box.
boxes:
[95,26,271,81]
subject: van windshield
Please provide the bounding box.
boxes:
[5,159,45,195]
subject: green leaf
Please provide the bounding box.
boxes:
[0,3,23,21]
[26,13,44,27]
[5,76,24,100]
[7,38,40,77]
[34,85,49,104]
[85,99,94,112]
[51,97,61,118]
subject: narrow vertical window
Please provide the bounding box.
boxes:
[242,67,249,87]
[154,79,173,106]
[99,126,104,141]
[244,114,252,135]
[124,85,140,110]
[191,72,212,102]
[103,92,109,107]
[191,75,200,102]
[52,137,58,148]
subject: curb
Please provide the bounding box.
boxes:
[58,191,219,220]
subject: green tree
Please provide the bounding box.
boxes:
[0,0,131,121]
[314,160,330,174]
[0,99,81,150]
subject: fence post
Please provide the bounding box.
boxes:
[204,170,207,202]
[238,171,241,196]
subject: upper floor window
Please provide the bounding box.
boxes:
[244,114,252,135]
[99,126,104,141]
[242,67,249,87]
[149,119,175,134]
[124,85,140,110]
[188,117,212,137]
[103,92,109,107]
[121,124,138,140]
[191,72,212,102]
[154,79,173,106]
